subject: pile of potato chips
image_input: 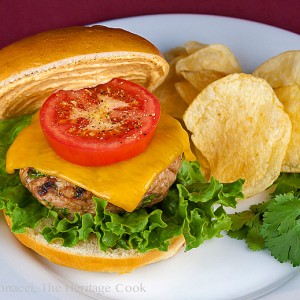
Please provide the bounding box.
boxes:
[154,43,300,198]
[154,42,241,118]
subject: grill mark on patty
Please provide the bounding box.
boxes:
[74,187,86,198]
[19,156,182,216]
[37,180,56,196]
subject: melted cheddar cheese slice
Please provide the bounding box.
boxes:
[6,112,193,211]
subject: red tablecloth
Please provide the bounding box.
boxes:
[0,0,299,49]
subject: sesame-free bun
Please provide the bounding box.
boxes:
[4,213,185,273]
[0,25,169,119]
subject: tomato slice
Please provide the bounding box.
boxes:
[39,78,161,166]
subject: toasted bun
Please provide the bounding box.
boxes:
[0,25,169,119]
[4,213,185,273]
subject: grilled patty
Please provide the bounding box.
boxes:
[19,156,182,215]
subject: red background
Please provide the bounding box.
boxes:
[0,0,299,49]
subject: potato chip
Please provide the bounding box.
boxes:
[183,41,207,55]
[274,85,300,172]
[181,70,226,93]
[175,80,199,105]
[165,41,206,61]
[192,146,211,179]
[176,44,241,75]
[183,73,292,198]
[154,57,188,118]
[253,50,300,88]
[164,46,187,62]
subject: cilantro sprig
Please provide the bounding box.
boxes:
[261,193,300,266]
[227,173,300,266]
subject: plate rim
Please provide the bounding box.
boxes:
[1,12,300,300]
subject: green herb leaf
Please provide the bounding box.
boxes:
[228,173,300,266]
[272,173,300,196]
[246,214,265,251]
[260,193,300,266]
[228,202,269,251]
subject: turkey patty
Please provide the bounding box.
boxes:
[19,156,182,215]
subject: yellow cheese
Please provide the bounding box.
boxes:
[6,112,193,212]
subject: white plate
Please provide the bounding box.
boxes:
[1,14,300,300]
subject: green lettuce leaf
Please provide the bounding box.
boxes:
[0,115,32,189]
[0,115,244,253]
[0,185,49,233]
[0,114,32,146]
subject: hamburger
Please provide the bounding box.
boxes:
[0,25,243,273]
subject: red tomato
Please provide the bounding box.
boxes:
[40,78,160,166]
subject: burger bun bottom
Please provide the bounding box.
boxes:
[3,212,185,274]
